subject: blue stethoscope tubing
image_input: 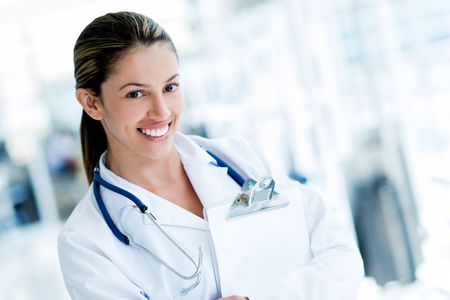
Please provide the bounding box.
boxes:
[92,150,245,295]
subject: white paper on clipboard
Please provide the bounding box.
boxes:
[205,185,312,296]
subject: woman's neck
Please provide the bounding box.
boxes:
[105,146,184,192]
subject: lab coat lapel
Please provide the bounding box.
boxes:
[175,134,241,210]
[184,161,238,209]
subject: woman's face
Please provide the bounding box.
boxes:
[98,42,184,162]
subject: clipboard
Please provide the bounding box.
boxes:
[204,185,312,296]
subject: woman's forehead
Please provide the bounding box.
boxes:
[107,43,179,87]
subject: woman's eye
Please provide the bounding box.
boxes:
[164,83,179,93]
[127,90,144,99]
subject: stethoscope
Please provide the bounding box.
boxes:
[92,150,245,296]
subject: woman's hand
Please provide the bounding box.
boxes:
[217,296,249,300]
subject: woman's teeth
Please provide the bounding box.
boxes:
[139,126,169,137]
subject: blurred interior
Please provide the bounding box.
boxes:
[0,0,449,299]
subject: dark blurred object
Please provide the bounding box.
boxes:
[353,176,416,285]
[345,128,422,286]
[4,166,40,225]
[45,130,78,177]
[1,143,40,227]
[289,170,308,184]
[8,175,39,224]
[0,140,7,162]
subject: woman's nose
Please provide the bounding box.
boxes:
[147,93,170,118]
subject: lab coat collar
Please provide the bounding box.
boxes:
[173,133,215,166]
[97,151,206,230]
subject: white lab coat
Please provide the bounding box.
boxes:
[58,132,364,300]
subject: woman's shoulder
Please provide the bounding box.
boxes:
[185,134,248,154]
[184,133,298,188]
[187,134,266,168]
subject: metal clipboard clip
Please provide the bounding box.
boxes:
[228,176,289,219]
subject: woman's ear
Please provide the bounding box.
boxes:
[75,89,104,120]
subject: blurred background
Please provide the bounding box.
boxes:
[0,0,449,299]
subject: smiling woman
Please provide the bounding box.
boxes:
[73,12,179,184]
[58,11,363,300]
[84,44,184,177]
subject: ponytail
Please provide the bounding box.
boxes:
[80,111,107,183]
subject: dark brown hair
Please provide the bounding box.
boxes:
[74,11,176,183]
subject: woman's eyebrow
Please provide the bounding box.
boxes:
[118,82,148,91]
[118,74,180,91]
[165,73,180,83]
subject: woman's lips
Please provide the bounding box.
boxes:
[137,122,172,141]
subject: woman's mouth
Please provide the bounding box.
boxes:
[138,122,171,141]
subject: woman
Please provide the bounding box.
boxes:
[58,11,364,300]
